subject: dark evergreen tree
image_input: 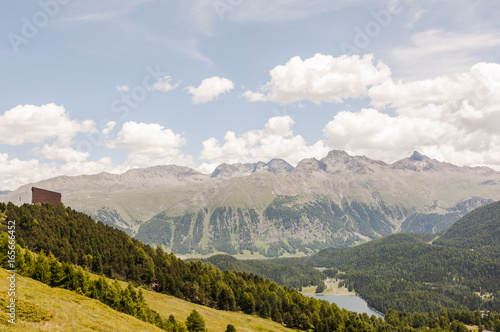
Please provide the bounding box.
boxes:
[185,310,206,332]
[240,292,255,314]
[225,324,236,332]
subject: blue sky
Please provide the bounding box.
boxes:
[1,0,500,190]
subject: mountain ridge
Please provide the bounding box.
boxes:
[2,150,500,256]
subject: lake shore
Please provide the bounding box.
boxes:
[301,278,356,296]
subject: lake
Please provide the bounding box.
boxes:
[305,294,384,318]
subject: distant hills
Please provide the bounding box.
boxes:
[305,200,500,313]
[433,200,500,250]
[2,150,500,256]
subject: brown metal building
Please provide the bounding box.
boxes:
[31,187,62,205]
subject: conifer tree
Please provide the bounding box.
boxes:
[185,310,206,332]
[33,250,52,284]
[225,324,236,332]
[92,252,103,274]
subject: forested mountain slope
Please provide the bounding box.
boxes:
[433,200,500,250]
[200,254,324,289]
[205,201,500,315]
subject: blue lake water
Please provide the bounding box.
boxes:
[305,294,384,318]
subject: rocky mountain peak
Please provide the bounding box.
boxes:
[319,150,383,175]
[294,158,327,172]
[409,151,424,162]
[326,150,350,160]
[210,163,250,178]
[266,158,294,176]
[211,159,294,179]
[391,151,440,172]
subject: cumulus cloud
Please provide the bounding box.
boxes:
[369,62,500,110]
[186,76,234,104]
[0,103,95,145]
[0,103,99,164]
[110,121,192,166]
[324,62,500,169]
[243,53,391,104]
[200,116,329,169]
[36,144,90,163]
[153,75,180,92]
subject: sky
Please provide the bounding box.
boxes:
[1,0,500,190]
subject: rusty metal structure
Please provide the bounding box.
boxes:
[31,187,62,205]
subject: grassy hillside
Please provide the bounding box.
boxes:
[0,268,163,332]
[140,286,295,332]
[0,267,295,332]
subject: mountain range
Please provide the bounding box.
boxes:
[2,150,500,257]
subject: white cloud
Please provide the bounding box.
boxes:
[36,144,90,163]
[244,53,391,104]
[110,121,192,166]
[102,121,116,138]
[0,103,95,145]
[0,103,98,164]
[200,115,329,166]
[324,62,500,170]
[369,62,500,118]
[153,75,181,92]
[0,105,195,189]
[186,76,234,104]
